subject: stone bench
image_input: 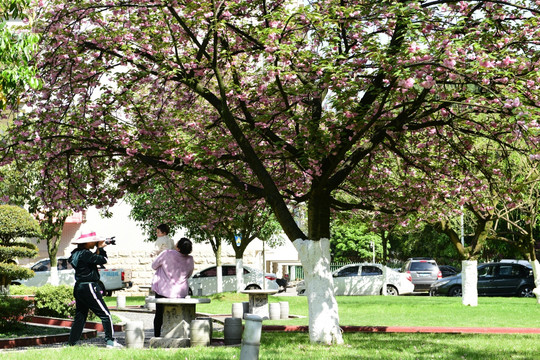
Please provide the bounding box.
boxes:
[148,297,211,348]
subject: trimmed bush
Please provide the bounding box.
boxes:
[0,295,33,329]
[0,205,41,291]
[8,284,38,295]
[34,284,75,319]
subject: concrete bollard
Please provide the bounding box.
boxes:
[269,303,280,320]
[190,319,211,347]
[232,302,244,319]
[196,317,213,338]
[125,321,145,348]
[224,317,243,345]
[279,301,289,319]
[116,294,126,309]
[145,296,156,311]
[242,301,250,316]
[240,314,263,360]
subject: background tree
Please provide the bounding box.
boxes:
[330,215,382,263]
[2,0,540,343]
[0,204,40,293]
[127,178,282,292]
[387,223,458,265]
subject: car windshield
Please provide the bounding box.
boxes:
[409,262,437,271]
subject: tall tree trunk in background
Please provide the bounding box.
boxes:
[436,211,494,307]
[461,260,478,306]
[531,260,540,304]
[235,257,244,292]
[215,240,223,294]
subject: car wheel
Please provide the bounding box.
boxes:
[383,285,399,296]
[297,289,305,296]
[245,284,261,290]
[188,288,193,296]
[448,286,462,297]
[517,285,534,298]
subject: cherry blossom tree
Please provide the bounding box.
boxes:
[2,0,540,343]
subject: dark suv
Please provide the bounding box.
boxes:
[429,261,534,297]
[402,258,442,292]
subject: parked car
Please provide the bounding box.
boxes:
[11,257,133,296]
[439,265,458,278]
[401,257,442,292]
[296,263,414,296]
[429,262,535,297]
[188,264,279,296]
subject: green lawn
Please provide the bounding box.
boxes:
[111,292,540,328]
[2,294,539,360]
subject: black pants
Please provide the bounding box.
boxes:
[68,282,114,345]
[153,293,167,337]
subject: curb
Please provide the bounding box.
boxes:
[0,326,96,349]
[27,316,124,332]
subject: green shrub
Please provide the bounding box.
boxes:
[8,284,38,295]
[34,285,75,319]
[0,295,33,330]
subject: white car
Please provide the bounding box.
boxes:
[296,263,414,296]
[11,257,133,296]
[188,264,279,296]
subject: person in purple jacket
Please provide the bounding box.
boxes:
[151,237,194,337]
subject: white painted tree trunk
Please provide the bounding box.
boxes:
[382,265,387,296]
[530,259,540,304]
[236,258,244,292]
[50,266,59,286]
[461,260,478,306]
[293,238,344,345]
[216,265,223,293]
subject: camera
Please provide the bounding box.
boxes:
[105,236,116,245]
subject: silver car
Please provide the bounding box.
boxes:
[401,258,442,292]
[296,263,414,296]
[11,257,133,296]
[188,264,279,296]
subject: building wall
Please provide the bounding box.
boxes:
[22,202,299,295]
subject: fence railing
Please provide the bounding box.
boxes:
[292,262,354,280]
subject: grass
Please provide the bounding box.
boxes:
[2,331,539,359]
[109,292,540,328]
[2,294,539,359]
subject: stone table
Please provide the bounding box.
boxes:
[240,289,278,320]
[148,297,211,348]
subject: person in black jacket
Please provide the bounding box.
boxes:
[67,230,123,348]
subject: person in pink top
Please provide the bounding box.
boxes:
[151,237,194,337]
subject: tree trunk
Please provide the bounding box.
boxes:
[293,238,343,345]
[461,260,478,307]
[235,257,244,292]
[531,259,540,304]
[50,266,59,286]
[215,240,223,293]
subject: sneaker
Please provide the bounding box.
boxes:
[106,340,124,349]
